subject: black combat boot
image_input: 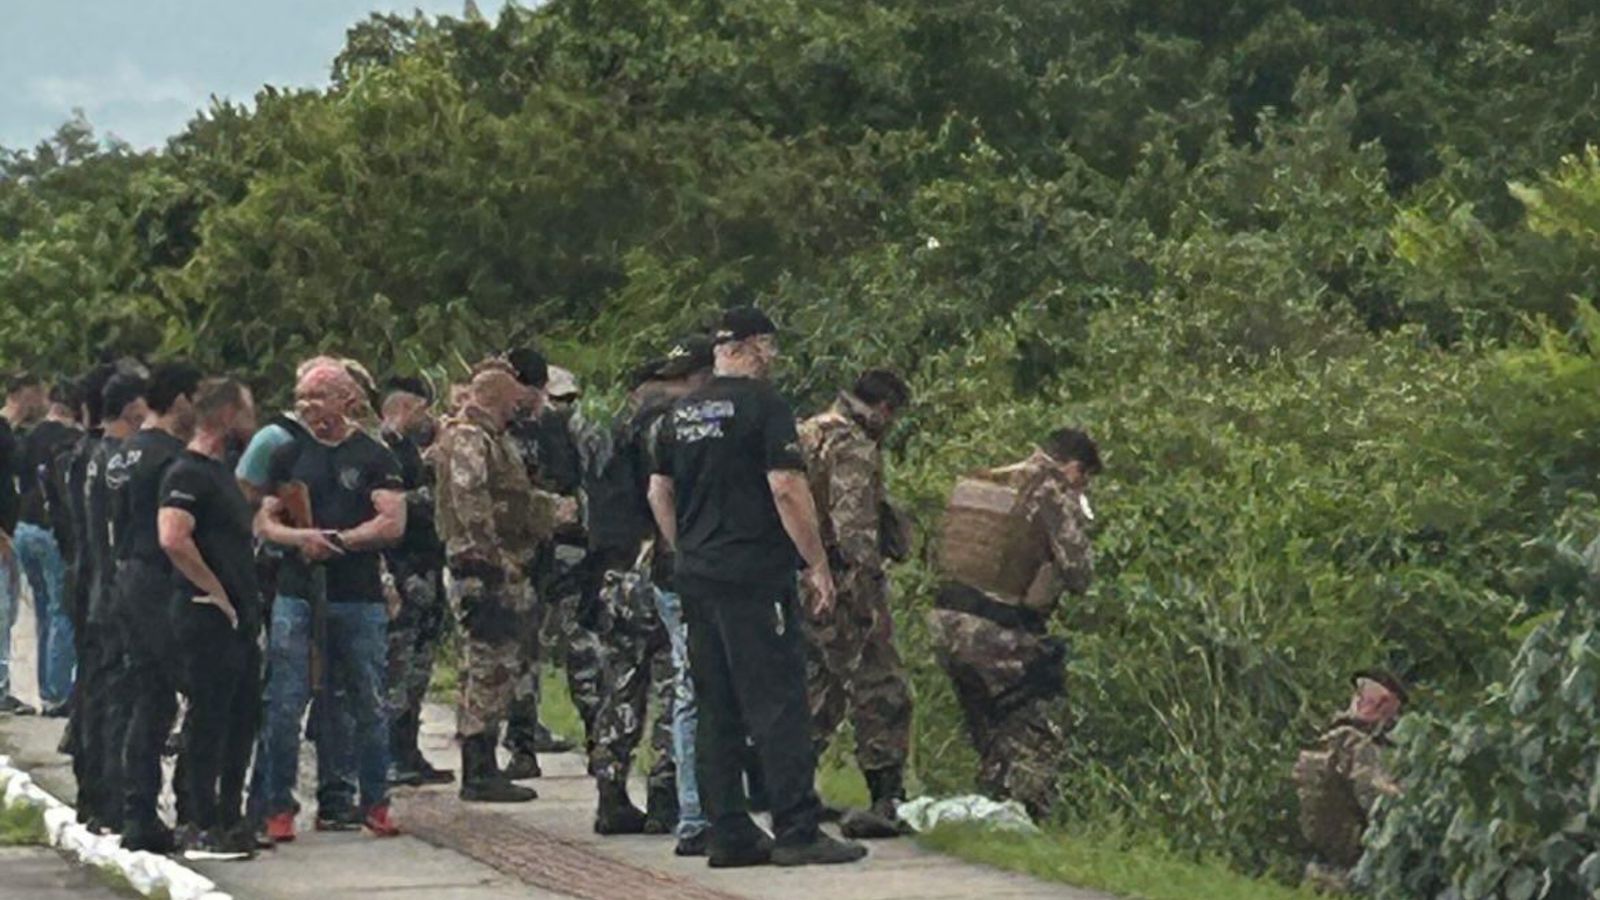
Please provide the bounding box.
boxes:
[503,747,542,780]
[841,766,912,839]
[593,777,648,835]
[411,746,455,785]
[389,720,425,786]
[771,830,869,867]
[532,722,575,754]
[643,780,679,835]
[707,815,774,869]
[459,736,537,803]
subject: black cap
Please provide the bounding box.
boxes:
[629,359,666,390]
[656,334,716,378]
[506,348,549,389]
[713,306,777,345]
[384,375,433,403]
[1351,669,1410,706]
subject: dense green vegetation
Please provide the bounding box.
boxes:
[5,1,1600,893]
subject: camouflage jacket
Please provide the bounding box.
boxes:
[431,405,554,574]
[799,392,892,577]
[1293,718,1398,868]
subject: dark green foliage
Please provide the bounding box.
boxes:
[1359,526,1600,899]
[4,0,1600,889]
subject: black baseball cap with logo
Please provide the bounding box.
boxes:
[713,307,778,345]
[656,334,716,378]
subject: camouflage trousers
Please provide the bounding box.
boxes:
[448,565,538,740]
[386,565,447,727]
[505,544,604,753]
[587,567,675,790]
[801,566,912,772]
[928,603,1068,820]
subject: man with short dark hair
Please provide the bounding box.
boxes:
[379,375,453,787]
[0,393,23,715]
[72,371,148,831]
[10,370,80,714]
[797,368,915,839]
[929,427,1101,820]
[113,360,203,853]
[160,378,264,858]
[648,307,866,868]
[1,371,76,714]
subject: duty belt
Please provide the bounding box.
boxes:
[934,581,1048,635]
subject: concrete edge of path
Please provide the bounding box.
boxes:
[0,753,230,900]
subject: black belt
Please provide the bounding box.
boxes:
[935,581,1048,635]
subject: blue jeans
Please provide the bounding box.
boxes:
[263,596,390,815]
[0,549,16,696]
[654,587,706,838]
[14,524,71,705]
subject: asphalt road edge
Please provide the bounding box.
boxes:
[0,753,229,900]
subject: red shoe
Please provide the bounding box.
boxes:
[265,812,297,843]
[363,803,401,838]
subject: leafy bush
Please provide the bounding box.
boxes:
[1360,528,1600,899]
[5,0,1600,886]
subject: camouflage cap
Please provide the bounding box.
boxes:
[547,365,580,399]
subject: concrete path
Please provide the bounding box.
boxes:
[4,592,1104,900]
[0,847,133,899]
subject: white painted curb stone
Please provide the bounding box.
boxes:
[1,754,231,900]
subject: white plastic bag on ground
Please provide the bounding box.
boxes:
[895,794,1041,834]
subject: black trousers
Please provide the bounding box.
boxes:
[681,578,820,846]
[75,622,130,826]
[118,562,182,829]
[176,601,262,833]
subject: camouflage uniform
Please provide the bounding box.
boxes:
[929,452,1093,819]
[798,392,913,773]
[432,406,553,740]
[505,407,605,753]
[585,397,677,797]
[587,563,674,793]
[1293,719,1398,892]
[383,425,448,758]
[538,542,605,742]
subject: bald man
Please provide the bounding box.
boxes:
[251,359,407,839]
[431,367,555,803]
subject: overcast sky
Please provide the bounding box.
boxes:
[1,1,512,151]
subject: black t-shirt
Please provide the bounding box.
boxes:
[160,450,263,631]
[654,376,805,591]
[83,436,122,623]
[17,419,80,528]
[266,431,403,604]
[109,428,188,568]
[382,426,444,568]
[61,433,98,578]
[0,419,18,534]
